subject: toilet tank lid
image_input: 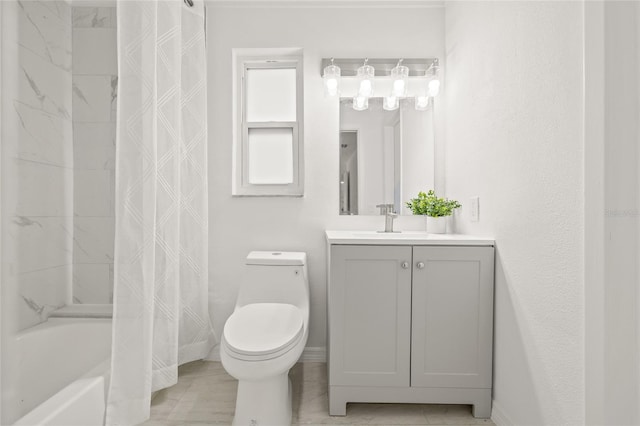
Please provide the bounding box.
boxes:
[246,251,307,266]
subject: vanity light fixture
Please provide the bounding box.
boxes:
[353,96,369,111]
[390,59,409,98]
[383,96,399,111]
[356,59,375,98]
[320,58,439,111]
[323,58,341,97]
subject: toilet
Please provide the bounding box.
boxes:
[221,251,309,426]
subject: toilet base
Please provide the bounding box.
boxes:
[232,372,292,426]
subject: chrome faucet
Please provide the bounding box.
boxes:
[376,204,399,233]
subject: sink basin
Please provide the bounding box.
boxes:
[351,231,432,239]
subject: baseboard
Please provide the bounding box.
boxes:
[300,346,326,362]
[203,345,326,363]
[491,400,514,426]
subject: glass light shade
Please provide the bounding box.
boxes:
[323,64,341,97]
[427,62,441,97]
[383,96,399,111]
[357,64,375,97]
[390,65,409,97]
[352,96,369,111]
[415,95,430,111]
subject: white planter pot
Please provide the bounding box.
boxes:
[426,216,447,234]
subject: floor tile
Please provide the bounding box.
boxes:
[141,361,495,426]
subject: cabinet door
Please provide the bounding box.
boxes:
[329,245,412,387]
[411,246,494,389]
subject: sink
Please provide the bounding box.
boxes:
[351,231,432,239]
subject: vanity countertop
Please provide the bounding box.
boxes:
[325,230,495,246]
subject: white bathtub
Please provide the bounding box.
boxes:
[11,317,112,426]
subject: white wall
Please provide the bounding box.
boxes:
[444,2,584,424]
[600,2,639,423]
[584,2,606,423]
[206,3,445,350]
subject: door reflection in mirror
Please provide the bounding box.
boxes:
[339,131,359,214]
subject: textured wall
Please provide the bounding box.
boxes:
[71,7,117,304]
[206,4,446,351]
[444,2,584,424]
[602,2,640,423]
[2,0,74,331]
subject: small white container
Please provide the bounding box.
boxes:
[426,216,447,234]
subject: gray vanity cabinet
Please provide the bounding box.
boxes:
[410,246,495,390]
[328,245,412,388]
[327,243,495,418]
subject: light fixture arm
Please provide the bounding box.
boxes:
[320,58,438,77]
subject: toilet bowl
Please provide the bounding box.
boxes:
[221,251,309,426]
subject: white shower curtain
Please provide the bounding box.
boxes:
[106,1,215,425]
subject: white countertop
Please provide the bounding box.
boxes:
[325,230,495,246]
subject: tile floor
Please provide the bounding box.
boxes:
[141,361,496,426]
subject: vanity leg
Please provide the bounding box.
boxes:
[328,387,347,416]
[471,393,492,419]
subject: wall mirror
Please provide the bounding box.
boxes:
[339,97,435,215]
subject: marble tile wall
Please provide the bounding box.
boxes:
[71,7,117,304]
[3,0,74,330]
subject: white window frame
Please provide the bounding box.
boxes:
[232,52,304,196]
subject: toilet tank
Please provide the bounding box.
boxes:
[236,251,309,310]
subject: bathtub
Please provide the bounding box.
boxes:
[11,317,112,426]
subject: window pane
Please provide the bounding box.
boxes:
[246,68,296,122]
[248,128,294,184]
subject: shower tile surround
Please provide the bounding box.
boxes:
[71,6,117,304]
[4,0,74,330]
[3,3,116,331]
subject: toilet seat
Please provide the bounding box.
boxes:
[223,303,304,361]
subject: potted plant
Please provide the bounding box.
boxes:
[406,190,461,233]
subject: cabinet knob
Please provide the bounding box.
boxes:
[416,262,425,269]
[401,261,410,269]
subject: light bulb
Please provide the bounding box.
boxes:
[383,96,399,111]
[392,79,406,97]
[353,96,368,111]
[325,78,338,96]
[428,79,440,97]
[415,96,430,111]
[359,79,373,97]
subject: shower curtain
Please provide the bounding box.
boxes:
[106,1,215,425]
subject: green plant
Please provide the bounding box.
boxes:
[405,190,461,217]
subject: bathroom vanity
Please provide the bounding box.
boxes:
[325,231,495,418]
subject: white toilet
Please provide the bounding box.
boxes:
[221,251,309,426]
